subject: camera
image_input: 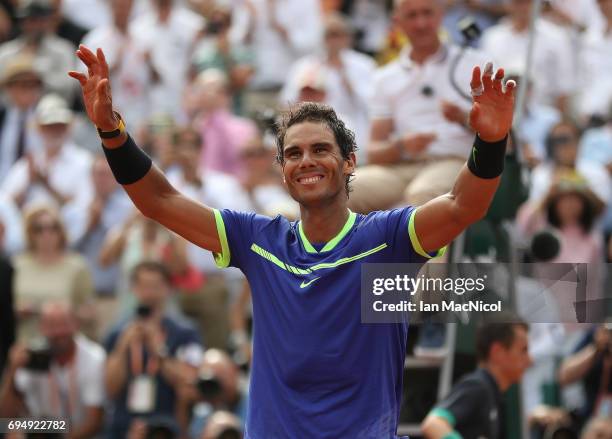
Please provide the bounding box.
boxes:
[25,340,52,372]
[136,304,153,319]
[196,370,223,400]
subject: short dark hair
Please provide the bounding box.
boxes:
[475,314,529,362]
[130,260,172,286]
[275,102,358,195]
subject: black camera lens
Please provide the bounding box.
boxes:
[197,371,223,399]
[26,344,52,372]
[136,304,153,319]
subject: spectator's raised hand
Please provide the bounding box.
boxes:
[68,45,119,132]
[468,62,516,142]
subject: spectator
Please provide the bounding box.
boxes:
[0,302,106,438]
[421,317,532,438]
[184,349,246,438]
[581,416,612,439]
[98,209,199,308]
[200,411,243,439]
[577,0,612,122]
[131,0,204,119]
[527,120,610,205]
[65,155,132,293]
[48,0,88,47]
[504,68,561,167]
[60,0,111,31]
[103,261,204,438]
[63,155,132,337]
[0,195,23,256]
[238,134,296,217]
[0,215,15,375]
[0,0,14,42]
[0,0,76,101]
[187,69,257,179]
[349,0,489,213]
[0,55,44,184]
[480,0,575,112]
[558,324,612,427]
[443,0,507,46]
[280,12,376,159]
[1,93,93,210]
[82,0,154,132]
[517,171,606,319]
[167,126,253,213]
[340,0,392,56]
[13,204,94,342]
[166,126,253,347]
[191,3,254,116]
[231,0,323,110]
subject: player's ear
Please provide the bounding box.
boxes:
[343,152,356,176]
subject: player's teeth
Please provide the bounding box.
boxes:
[301,176,321,183]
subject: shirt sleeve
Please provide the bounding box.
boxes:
[432,377,489,429]
[381,207,446,264]
[211,208,273,271]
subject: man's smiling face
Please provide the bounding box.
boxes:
[281,121,355,208]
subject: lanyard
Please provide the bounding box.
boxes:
[129,341,160,377]
[47,360,79,422]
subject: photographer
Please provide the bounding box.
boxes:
[103,261,204,438]
[0,302,106,439]
[558,324,612,427]
[182,349,246,439]
[201,411,243,439]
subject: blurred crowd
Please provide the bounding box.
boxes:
[0,0,611,438]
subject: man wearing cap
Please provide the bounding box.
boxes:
[0,56,44,183]
[0,0,75,102]
[1,93,93,209]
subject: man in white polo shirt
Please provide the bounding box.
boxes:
[349,0,491,213]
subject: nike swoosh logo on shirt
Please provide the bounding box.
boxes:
[299,277,321,289]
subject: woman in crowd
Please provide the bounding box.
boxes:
[13,204,94,340]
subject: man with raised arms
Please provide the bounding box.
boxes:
[70,44,514,438]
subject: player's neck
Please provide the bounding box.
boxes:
[300,203,350,245]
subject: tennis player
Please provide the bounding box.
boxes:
[70,45,515,439]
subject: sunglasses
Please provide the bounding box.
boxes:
[6,79,43,88]
[33,223,60,233]
[549,135,575,147]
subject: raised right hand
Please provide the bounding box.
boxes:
[68,45,119,131]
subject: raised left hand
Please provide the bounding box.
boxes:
[468,62,515,142]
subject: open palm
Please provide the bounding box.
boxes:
[68,45,118,131]
[468,63,516,142]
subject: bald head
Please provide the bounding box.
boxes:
[393,0,444,52]
[40,302,77,354]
